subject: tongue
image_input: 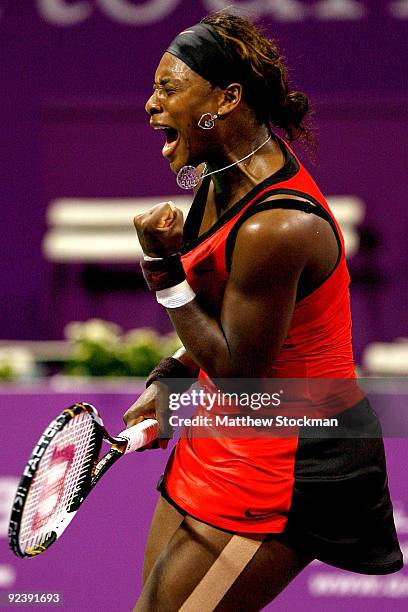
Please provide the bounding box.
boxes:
[162,136,179,158]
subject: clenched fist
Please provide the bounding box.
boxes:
[134,201,184,258]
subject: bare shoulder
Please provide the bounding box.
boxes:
[232,207,315,273]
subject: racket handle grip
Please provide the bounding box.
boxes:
[117,419,159,453]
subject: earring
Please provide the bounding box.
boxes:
[198,112,219,130]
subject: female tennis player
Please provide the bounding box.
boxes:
[124,12,403,610]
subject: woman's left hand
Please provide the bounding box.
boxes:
[134,201,184,257]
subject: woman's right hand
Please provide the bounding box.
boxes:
[123,382,171,450]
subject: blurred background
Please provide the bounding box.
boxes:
[0,1,407,610]
[1,0,407,380]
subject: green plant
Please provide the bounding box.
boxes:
[0,347,35,381]
[64,319,181,377]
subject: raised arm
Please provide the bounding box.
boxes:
[135,202,313,378]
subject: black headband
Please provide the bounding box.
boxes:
[166,23,244,88]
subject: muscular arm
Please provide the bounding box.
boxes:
[126,206,315,433]
[167,209,310,377]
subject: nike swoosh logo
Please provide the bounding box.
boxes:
[245,509,277,519]
[151,272,168,282]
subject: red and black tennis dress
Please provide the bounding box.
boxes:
[161,138,403,575]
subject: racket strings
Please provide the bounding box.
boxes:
[19,412,98,553]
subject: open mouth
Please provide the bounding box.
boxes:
[154,126,180,159]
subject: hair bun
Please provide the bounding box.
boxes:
[284,92,309,126]
[202,12,313,144]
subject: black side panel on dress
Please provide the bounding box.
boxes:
[282,398,404,575]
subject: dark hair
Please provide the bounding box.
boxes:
[201,12,311,144]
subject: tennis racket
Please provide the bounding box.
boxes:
[8,402,158,558]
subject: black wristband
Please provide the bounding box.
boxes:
[140,253,186,291]
[145,357,193,388]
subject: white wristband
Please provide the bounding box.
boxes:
[156,280,196,309]
[143,254,163,261]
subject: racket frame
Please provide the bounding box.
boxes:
[8,403,128,558]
